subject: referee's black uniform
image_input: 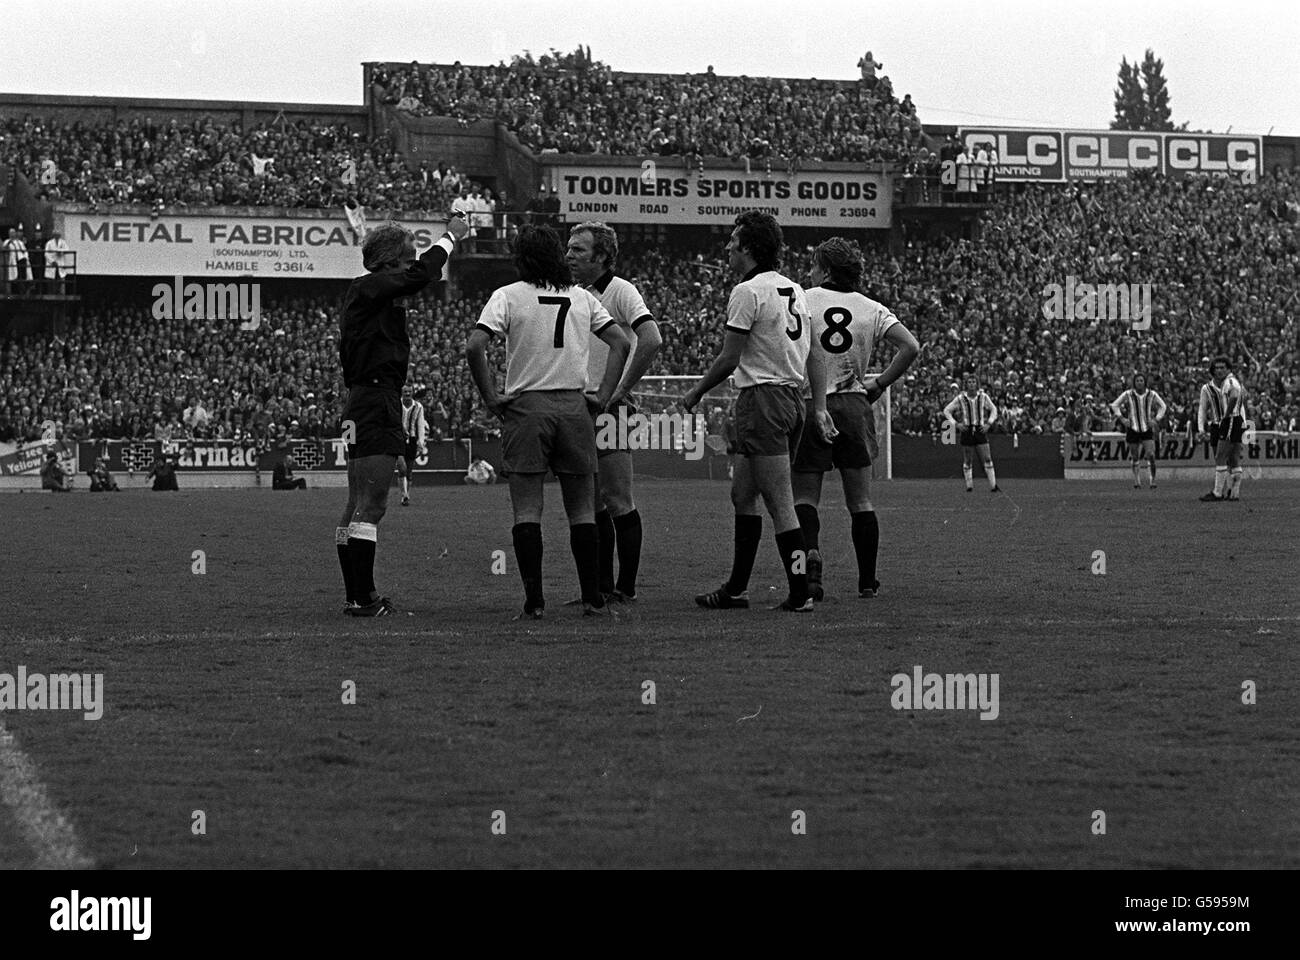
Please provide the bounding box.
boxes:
[339,238,453,458]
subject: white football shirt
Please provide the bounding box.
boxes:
[476,281,615,394]
[727,269,811,389]
[803,285,898,397]
[585,272,653,391]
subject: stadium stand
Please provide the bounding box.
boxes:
[0,114,454,211]
[2,55,1297,449]
[370,54,925,164]
[4,164,1297,446]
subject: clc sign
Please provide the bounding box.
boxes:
[958,128,1261,182]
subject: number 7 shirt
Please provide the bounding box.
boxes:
[476,280,615,394]
[726,267,811,389]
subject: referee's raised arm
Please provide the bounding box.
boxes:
[359,214,470,302]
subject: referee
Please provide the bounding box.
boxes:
[336,214,469,616]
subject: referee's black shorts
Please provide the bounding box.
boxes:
[344,385,404,459]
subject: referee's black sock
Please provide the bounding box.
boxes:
[336,527,354,602]
[851,510,880,592]
[512,522,544,611]
[794,503,820,552]
[347,522,378,602]
[725,514,763,596]
[612,509,642,597]
[569,523,603,606]
[775,527,810,605]
[595,509,616,595]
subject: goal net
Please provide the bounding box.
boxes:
[633,374,892,479]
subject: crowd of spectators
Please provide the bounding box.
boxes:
[1,169,1296,450]
[1,113,455,211]
[371,51,925,164]
[0,292,508,449]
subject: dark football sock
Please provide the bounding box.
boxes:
[336,527,354,602]
[512,522,544,610]
[725,514,763,595]
[851,510,880,591]
[569,523,603,606]
[347,537,377,601]
[612,509,643,596]
[775,527,809,604]
[595,509,616,595]
[794,503,820,552]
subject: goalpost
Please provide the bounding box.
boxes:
[633,375,892,480]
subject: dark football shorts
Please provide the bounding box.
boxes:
[960,426,989,447]
[502,390,597,475]
[403,438,419,463]
[1125,428,1154,444]
[793,393,874,473]
[725,383,805,458]
[589,398,637,459]
[344,386,404,459]
[1220,416,1245,444]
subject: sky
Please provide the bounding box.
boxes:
[1,0,1296,135]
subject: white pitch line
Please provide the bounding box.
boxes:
[0,717,94,869]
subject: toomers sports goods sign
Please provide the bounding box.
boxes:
[554,165,892,228]
[956,128,1263,182]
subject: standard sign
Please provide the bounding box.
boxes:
[554,165,892,227]
[957,128,1262,182]
[56,212,449,278]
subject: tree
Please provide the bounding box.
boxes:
[1140,49,1173,131]
[1111,57,1147,130]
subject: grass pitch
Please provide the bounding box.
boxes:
[0,477,1296,869]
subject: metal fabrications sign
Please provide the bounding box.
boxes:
[55,212,448,278]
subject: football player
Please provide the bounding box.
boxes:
[1198,356,1248,501]
[397,383,427,506]
[791,238,919,600]
[565,222,663,602]
[1110,373,1166,489]
[684,212,836,613]
[942,373,1001,492]
[466,225,631,618]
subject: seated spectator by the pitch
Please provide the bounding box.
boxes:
[40,452,71,491]
[146,452,179,491]
[463,455,496,485]
[87,456,120,492]
[273,454,307,490]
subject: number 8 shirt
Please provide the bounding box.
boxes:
[475,280,615,394]
[726,267,811,388]
[802,282,899,397]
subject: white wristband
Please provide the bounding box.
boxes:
[435,235,456,256]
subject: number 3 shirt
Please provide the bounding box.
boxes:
[476,281,615,394]
[726,268,811,389]
[804,283,899,397]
